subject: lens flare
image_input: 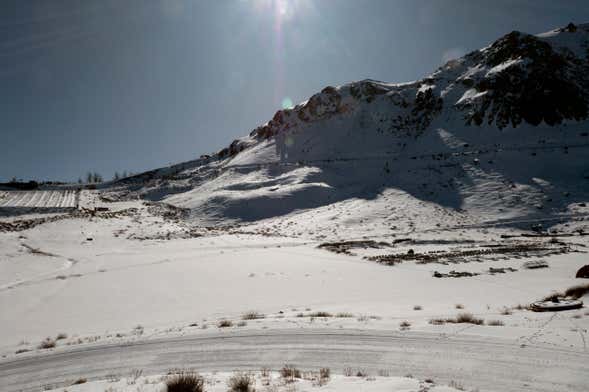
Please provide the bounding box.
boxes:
[281,97,293,109]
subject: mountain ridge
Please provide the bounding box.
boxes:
[104,23,589,238]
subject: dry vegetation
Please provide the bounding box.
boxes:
[166,372,205,392]
[217,319,233,328]
[280,365,301,382]
[429,312,484,325]
[241,311,265,320]
[227,372,255,392]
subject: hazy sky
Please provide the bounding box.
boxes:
[2,0,589,182]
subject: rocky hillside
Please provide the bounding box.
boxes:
[105,23,589,237]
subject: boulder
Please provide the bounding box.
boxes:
[576,265,589,278]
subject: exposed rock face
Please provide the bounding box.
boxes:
[217,23,589,159]
[461,29,589,128]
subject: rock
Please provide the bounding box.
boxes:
[576,265,589,278]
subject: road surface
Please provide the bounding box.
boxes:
[1,329,587,392]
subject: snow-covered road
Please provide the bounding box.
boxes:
[1,329,587,392]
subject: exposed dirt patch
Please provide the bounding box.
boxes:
[366,241,570,266]
[318,240,391,255]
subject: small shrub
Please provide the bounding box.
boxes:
[343,367,354,377]
[56,333,68,340]
[377,369,390,377]
[413,305,422,311]
[430,313,483,325]
[319,367,330,381]
[280,365,301,382]
[241,311,265,320]
[335,312,353,318]
[15,348,31,354]
[237,321,247,327]
[217,319,233,328]
[227,372,255,392]
[38,338,56,349]
[399,321,411,329]
[455,312,483,325]
[166,372,204,392]
[455,304,464,309]
[356,370,368,377]
[486,319,504,326]
[72,378,87,385]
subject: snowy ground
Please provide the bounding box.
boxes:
[46,371,462,392]
[0,191,588,391]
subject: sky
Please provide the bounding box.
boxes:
[1,0,589,182]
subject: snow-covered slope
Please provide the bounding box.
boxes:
[106,23,589,235]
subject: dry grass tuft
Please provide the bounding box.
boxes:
[399,321,411,329]
[227,372,255,392]
[241,311,265,320]
[38,338,56,349]
[429,312,483,325]
[166,372,204,392]
[217,319,233,328]
[455,312,483,325]
[280,365,301,382]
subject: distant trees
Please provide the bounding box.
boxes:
[84,172,103,184]
[81,169,134,184]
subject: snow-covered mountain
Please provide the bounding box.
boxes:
[106,23,589,238]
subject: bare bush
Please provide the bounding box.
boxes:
[335,312,354,318]
[228,372,255,392]
[217,319,233,328]
[38,338,56,349]
[413,305,422,311]
[455,312,483,325]
[280,365,301,382]
[166,372,204,392]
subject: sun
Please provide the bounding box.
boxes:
[250,0,312,21]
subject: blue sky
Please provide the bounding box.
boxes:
[1,0,589,182]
